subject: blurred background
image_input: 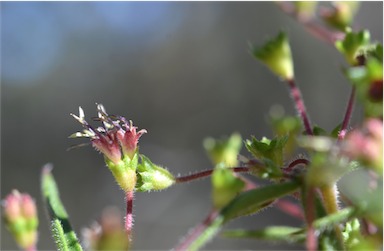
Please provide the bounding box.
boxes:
[1,2,382,250]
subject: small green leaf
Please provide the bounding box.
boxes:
[245,135,288,166]
[223,226,304,242]
[136,155,175,192]
[252,31,294,80]
[41,164,83,251]
[203,133,242,167]
[212,166,245,209]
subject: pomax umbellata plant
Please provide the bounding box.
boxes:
[2,2,382,251]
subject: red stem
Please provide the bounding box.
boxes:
[175,167,250,183]
[287,79,313,136]
[125,190,134,242]
[174,210,218,251]
[338,87,356,141]
[305,187,317,251]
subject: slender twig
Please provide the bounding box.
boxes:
[338,87,356,141]
[175,167,250,183]
[125,190,134,242]
[287,79,314,136]
[173,210,219,251]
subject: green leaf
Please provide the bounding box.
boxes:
[41,164,83,251]
[223,226,304,242]
[252,31,294,80]
[221,181,300,221]
[183,181,300,250]
[212,166,245,209]
[136,155,175,192]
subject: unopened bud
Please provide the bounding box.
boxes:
[2,190,39,250]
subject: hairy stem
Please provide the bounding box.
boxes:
[175,167,250,183]
[320,185,344,250]
[287,79,313,135]
[125,190,134,242]
[338,87,356,141]
[174,210,219,251]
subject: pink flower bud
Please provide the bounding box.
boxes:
[2,190,38,250]
[3,190,22,222]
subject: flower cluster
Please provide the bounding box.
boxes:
[70,104,147,165]
[70,104,147,192]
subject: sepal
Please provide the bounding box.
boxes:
[252,32,294,80]
[136,155,175,192]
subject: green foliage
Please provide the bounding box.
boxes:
[252,31,294,80]
[41,165,83,251]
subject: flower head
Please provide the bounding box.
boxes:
[70,104,147,164]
